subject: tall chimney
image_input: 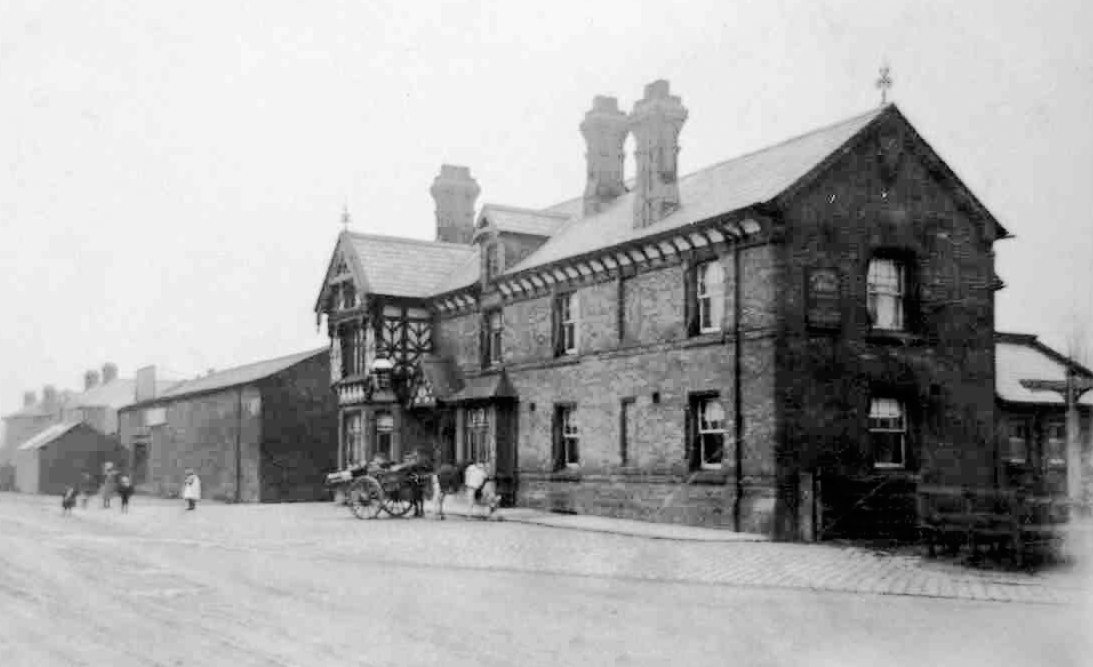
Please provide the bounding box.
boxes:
[84,369,100,390]
[580,96,629,216]
[629,80,688,229]
[42,385,58,411]
[102,362,118,384]
[430,165,480,245]
[22,391,36,408]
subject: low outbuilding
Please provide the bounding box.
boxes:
[13,422,127,495]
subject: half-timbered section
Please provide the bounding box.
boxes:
[313,80,1014,539]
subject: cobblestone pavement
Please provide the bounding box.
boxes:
[6,493,1087,607]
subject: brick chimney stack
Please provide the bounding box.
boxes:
[629,80,688,229]
[22,391,35,408]
[42,385,58,411]
[430,165,481,245]
[84,370,100,390]
[102,362,118,384]
[580,96,629,216]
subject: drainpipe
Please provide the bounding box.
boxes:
[733,240,744,532]
[235,387,243,503]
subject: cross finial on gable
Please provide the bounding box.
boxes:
[876,63,893,106]
[341,202,351,231]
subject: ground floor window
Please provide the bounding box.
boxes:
[464,407,491,464]
[343,411,364,466]
[869,397,906,468]
[553,405,579,470]
[1006,420,1030,464]
[374,411,394,459]
[1045,421,1066,467]
[689,394,725,470]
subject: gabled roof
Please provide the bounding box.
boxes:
[316,232,478,310]
[126,348,327,407]
[509,107,888,273]
[429,245,481,296]
[477,204,569,238]
[996,332,1093,405]
[17,422,83,451]
[510,104,1008,274]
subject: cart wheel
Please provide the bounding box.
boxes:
[348,477,383,520]
[383,491,415,518]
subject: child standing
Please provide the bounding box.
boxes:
[182,469,201,511]
[79,471,96,509]
[117,475,134,513]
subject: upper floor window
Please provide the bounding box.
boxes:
[1045,421,1066,467]
[869,397,906,468]
[686,260,724,336]
[485,242,501,282]
[867,258,905,330]
[690,394,725,470]
[553,292,579,356]
[697,261,724,332]
[482,309,503,367]
[554,405,579,469]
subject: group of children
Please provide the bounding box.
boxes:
[59,467,206,515]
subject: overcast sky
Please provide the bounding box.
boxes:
[2,0,1091,419]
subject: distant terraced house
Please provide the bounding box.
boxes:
[314,80,1020,540]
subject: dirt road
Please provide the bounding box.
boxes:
[0,493,1088,666]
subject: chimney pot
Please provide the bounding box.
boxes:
[629,79,688,229]
[430,164,481,245]
[101,363,118,384]
[580,95,629,216]
[42,385,58,411]
[22,391,35,407]
[84,370,100,390]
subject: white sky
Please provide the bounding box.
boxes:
[2,0,1092,419]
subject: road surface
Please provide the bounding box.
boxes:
[0,493,1089,666]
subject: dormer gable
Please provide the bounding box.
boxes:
[314,232,368,319]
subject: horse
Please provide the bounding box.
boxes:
[431,462,501,520]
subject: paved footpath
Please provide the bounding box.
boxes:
[4,492,1090,606]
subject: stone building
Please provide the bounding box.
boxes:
[314,81,1009,539]
[117,348,337,503]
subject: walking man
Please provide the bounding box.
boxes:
[182,469,201,511]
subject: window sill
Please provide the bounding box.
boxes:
[549,469,583,483]
[686,468,731,485]
[865,330,924,346]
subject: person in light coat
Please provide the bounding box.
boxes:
[182,469,201,511]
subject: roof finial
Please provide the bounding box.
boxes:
[341,201,351,231]
[876,62,893,106]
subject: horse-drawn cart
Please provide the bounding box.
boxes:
[325,462,430,520]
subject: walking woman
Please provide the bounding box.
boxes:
[182,469,201,511]
[100,462,118,509]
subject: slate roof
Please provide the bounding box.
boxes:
[429,245,481,295]
[478,204,569,237]
[996,333,1093,405]
[443,371,516,402]
[17,422,83,451]
[507,106,887,273]
[69,379,180,410]
[129,348,327,406]
[347,232,477,299]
